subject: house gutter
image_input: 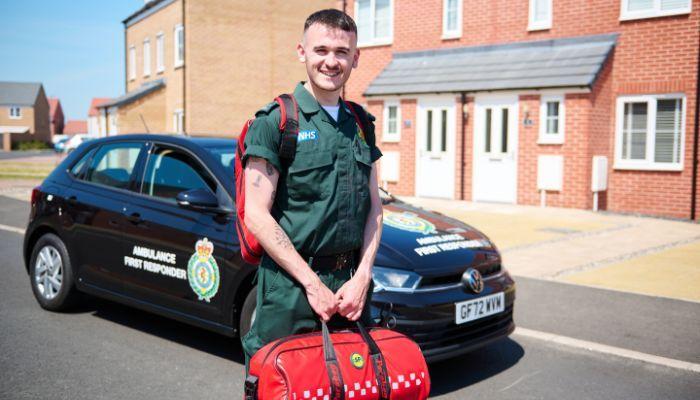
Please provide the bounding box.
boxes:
[691,29,700,221]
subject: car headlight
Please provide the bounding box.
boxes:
[372,266,422,293]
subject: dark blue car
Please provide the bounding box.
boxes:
[23,134,515,362]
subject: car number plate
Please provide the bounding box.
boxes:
[455,292,505,324]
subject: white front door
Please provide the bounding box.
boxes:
[473,95,519,203]
[416,99,455,199]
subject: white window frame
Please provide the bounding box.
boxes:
[174,24,184,68]
[128,45,136,81]
[173,109,184,133]
[538,95,565,144]
[620,0,692,21]
[9,106,22,119]
[354,0,393,48]
[614,94,686,171]
[143,37,151,77]
[528,0,552,31]
[156,32,165,73]
[442,0,462,39]
[382,101,401,143]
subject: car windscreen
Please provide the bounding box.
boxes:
[204,145,236,174]
[204,145,396,202]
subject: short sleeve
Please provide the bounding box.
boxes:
[241,113,282,172]
[370,145,383,163]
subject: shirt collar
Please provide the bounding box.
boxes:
[294,82,353,126]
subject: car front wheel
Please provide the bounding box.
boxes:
[29,233,79,311]
[239,286,257,338]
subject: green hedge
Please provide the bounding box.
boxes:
[12,140,51,151]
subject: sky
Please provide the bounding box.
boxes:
[0,0,144,121]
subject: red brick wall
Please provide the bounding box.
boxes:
[344,0,699,219]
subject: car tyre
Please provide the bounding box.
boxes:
[29,233,79,311]
[239,285,257,338]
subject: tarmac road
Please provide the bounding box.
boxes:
[1,195,698,399]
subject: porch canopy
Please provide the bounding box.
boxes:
[99,79,165,109]
[364,33,618,96]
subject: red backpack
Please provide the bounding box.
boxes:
[235,94,372,265]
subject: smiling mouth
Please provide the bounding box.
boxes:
[320,70,341,78]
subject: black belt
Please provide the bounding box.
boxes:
[303,250,359,271]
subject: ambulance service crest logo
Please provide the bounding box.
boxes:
[384,211,437,235]
[187,238,220,302]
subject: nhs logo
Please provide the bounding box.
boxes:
[297,130,318,143]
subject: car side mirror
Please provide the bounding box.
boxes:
[176,188,219,210]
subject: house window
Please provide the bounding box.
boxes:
[382,103,400,142]
[174,24,184,68]
[355,0,393,47]
[9,106,21,119]
[620,0,691,21]
[538,95,565,144]
[173,109,184,133]
[615,95,685,171]
[156,32,164,72]
[528,0,552,30]
[143,38,151,77]
[442,0,462,39]
[128,45,136,81]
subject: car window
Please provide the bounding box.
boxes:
[69,147,96,179]
[205,145,236,171]
[85,143,143,189]
[142,146,217,202]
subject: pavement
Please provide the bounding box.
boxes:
[401,196,700,303]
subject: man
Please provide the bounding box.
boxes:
[240,9,383,371]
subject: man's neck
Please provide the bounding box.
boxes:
[303,81,341,106]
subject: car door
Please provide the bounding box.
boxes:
[120,142,234,323]
[63,141,146,293]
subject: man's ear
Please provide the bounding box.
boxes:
[297,42,306,63]
[352,48,360,69]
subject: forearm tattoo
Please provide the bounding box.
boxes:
[265,161,275,176]
[273,225,294,250]
[252,174,262,187]
[271,190,276,202]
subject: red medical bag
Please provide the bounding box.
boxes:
[246,322,430,400]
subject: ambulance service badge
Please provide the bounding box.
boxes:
[187,238,220,302]
[384,211,437,235]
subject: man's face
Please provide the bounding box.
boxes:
[297,23,359,94]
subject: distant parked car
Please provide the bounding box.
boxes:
[61,134,91,153]
[53,137,70,153]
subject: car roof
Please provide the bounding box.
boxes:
[87,134,237,148]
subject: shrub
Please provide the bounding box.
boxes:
[12,140,51,151]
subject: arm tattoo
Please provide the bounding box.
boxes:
[271,190,276,202]
[273,225,294,250]
[252,174,262,187]
[265,161,275,176]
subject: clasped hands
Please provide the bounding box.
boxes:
[305,271,371,322]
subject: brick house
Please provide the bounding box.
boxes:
[0,81,52,151]
[344,0,699,220]
[99,0,337,136]
[87,97,111,138]
[48,98,65,135]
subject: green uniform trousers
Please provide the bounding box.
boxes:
[241,253,373,374]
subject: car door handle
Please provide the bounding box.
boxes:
[127,212,143,224]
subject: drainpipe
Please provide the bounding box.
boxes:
[182,0,187,135]
[691,29,700,221]
[460,92,467,200]
[342,0,347,100]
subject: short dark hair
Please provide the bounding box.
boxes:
[304,9,357,35]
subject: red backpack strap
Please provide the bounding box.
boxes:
[342,99,375,146]
[274,94,299,163]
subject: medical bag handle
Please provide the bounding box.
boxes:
[355,321,391,400]
[321,321,346,400]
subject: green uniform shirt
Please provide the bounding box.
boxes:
[242,82,382,256]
